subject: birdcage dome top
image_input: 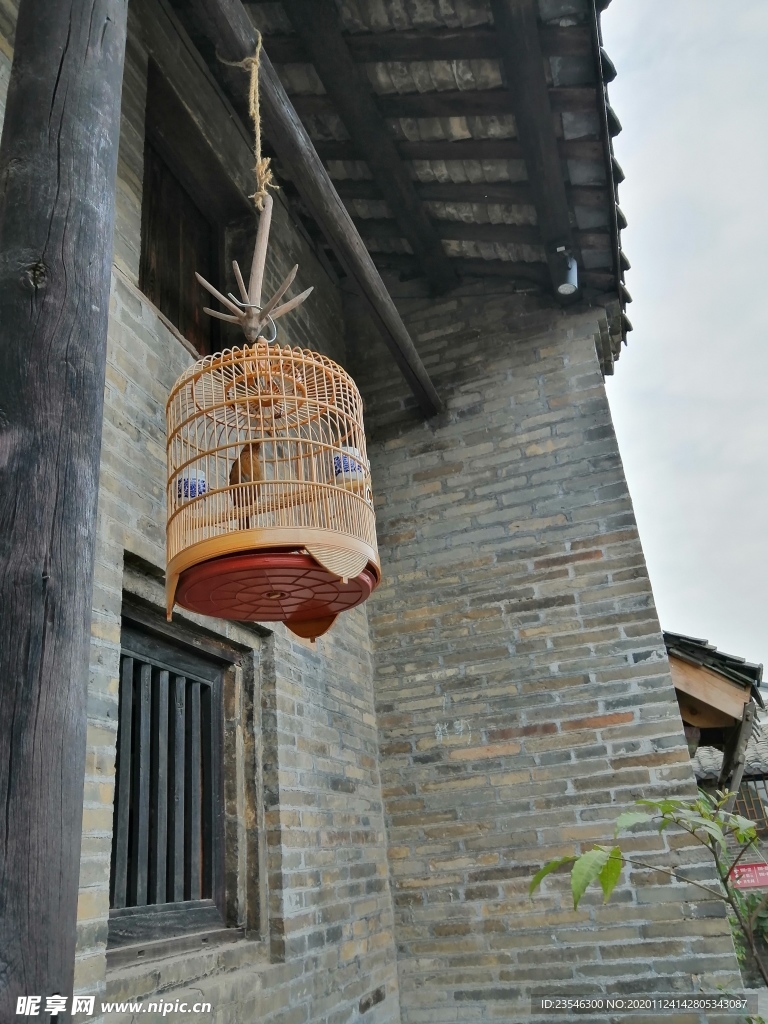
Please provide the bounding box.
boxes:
[169,340,356,394]
[168,341,363,439]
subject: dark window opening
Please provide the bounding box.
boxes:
[109,623,226,947]
[140,141,216,356]
[139,59,253,357]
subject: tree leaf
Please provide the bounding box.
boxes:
[673,809,728,847]
[727,815,758,842]
[637,797,686,813]
[598,845,623,902]
[685,817,727,851]
[728,813,756,831]
[614,811,653,835]
[529,855,576,897]
[571,847,611,909]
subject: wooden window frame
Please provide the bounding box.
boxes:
[139,137,220,358]
[735,777,768,834]
[139,59,235,357]
[108,615,231,949]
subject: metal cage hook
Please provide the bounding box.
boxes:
[227,294,278,343]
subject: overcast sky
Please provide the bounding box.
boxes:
[600,1,768,670]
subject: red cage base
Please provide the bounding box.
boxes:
[175,550,378,640]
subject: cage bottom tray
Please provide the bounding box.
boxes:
[175,550,377,638]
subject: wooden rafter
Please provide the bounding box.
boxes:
[262,24,592,63]
[278,0,459,295]
[181,0,443,416]
[356,218,538,246]
[354,217,608,250]
[313,137,604,163]
[290,86,598,119]
[332,179,610,210]
[489,0,575,295]
[373,253,551,287]
[371,254,615,292]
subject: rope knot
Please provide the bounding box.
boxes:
[221,33,278,210]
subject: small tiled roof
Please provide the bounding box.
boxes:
[664,630,764,708]
[692,735,768,781]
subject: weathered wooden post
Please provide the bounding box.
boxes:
[0,0,128,1016]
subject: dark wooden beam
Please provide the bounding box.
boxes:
[335,178,534,206]
[373,253,615,292]
[489,0,576,295]
[263,24,592,63]
[0,0,128,1016]
[185,0,443,416]
[314,137,603,163]
[332,178,610,209]
[354,217,608,249]
[279,0,458,294]
[720,703,756,810]
[373,252,550,286]
[290,85,597,119]
[356,217,539,245]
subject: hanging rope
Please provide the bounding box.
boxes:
[221,32,277,210]
[246,33,276,210]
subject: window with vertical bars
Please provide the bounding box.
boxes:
[109,624,225,946]
[735,778,768,834]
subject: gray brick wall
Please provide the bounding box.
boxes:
[1,8,400,1024]
[351,282,742,1022]
[88,270,399,1017]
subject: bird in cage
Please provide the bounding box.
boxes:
[230,442,263,528]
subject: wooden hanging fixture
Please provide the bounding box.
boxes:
[195,194,312,342]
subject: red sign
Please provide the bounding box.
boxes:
[732,863,768,889]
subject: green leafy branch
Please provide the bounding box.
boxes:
[530,789,768,988]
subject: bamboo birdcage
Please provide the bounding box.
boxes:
[165,196,380,640]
